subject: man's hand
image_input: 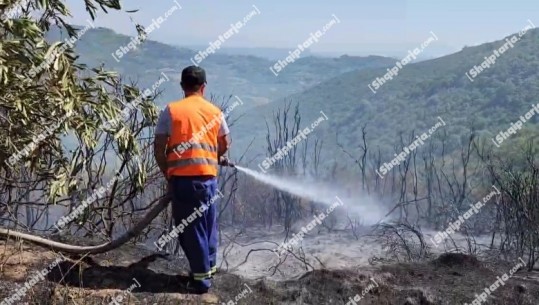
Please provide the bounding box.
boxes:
[218,156,234,167]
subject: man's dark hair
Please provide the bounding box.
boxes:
[181,66,207,92]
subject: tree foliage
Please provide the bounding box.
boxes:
[0,0,159,228]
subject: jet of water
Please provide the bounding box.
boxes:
[235,166,388,225]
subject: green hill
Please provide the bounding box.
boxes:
[47,25,539,163]
[235,28,539,161]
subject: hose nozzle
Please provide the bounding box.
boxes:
[218,156,235,168]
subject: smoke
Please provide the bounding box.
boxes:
[235,166,389,226]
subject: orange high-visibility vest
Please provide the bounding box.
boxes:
[166,95,222,177]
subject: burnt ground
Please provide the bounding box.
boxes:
[1,239,539,305]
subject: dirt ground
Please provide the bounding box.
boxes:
[1,237,539,305]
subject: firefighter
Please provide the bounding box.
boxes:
[153,65,232,293]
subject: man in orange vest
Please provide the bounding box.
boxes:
[153,66,232,294]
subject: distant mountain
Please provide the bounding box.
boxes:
[182,46,314,61]
[312,43,458,60]
[47,26,395,110]
[235,28,539,162]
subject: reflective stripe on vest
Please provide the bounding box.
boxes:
[167,157,218,168]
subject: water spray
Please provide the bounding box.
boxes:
[233,166,388,225]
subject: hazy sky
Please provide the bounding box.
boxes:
[65,0,539,56]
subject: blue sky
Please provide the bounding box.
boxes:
[65,0,539,56]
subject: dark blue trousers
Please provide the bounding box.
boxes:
[169,176,218,290]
